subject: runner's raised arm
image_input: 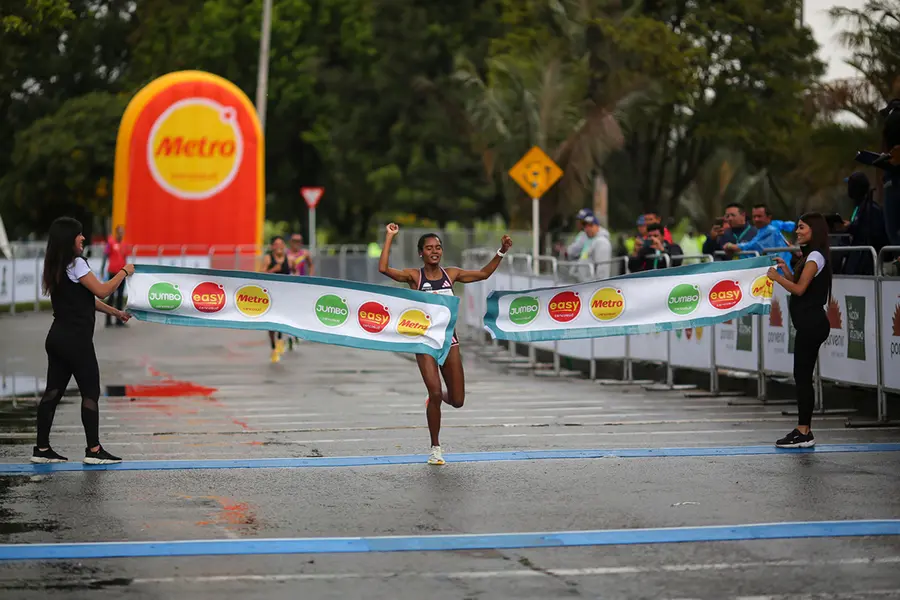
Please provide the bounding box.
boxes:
[378,223,418,285]
[447,235,512,283]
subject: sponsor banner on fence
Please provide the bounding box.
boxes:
[715,315,759,372]
[670,325,712,370]
[483,257,773,343]
[819,277,878,386]
[881,279,900,392]
[762,285,794,376]
[126,265,459,364]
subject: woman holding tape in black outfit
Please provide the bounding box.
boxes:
[31,217,134,464]
[767,213,832,449]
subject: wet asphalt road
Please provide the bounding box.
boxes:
[1,312,899,599]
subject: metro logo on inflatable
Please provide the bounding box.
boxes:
[358,302,390,334]
[148,99,243,200]
[548,291,581,323]
[709,280,742,310]
[112,71,263,252]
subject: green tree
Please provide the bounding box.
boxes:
[607,0,823,225]
[1,92,127,238]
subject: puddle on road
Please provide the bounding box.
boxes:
[0,476,60,536]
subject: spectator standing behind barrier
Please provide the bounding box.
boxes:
[643,212,673,243]
[625,215,647,257]
[102,225,128,328]
[877,101,900,247]
[840,172,888,275]
[558,208,593,259]
[571,214,612,280]
[722,203,794,265]
[702,203,757,260]
[678,227,704,257]
[766,213,832,449]
[628,223,683,272]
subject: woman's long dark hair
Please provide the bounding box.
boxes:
[42,217,83,295]
[792,212,831,284]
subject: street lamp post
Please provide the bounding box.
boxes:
[255,0,273,130]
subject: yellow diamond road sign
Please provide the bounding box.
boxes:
[509,146,563,199]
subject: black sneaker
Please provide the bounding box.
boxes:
[83,446,122,464]
[776,429,815,448]
[31,446,68,463]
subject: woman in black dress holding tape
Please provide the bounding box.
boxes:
[31,217,134,464]
[766,213,832,449]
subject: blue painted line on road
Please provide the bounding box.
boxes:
[1,520,898,561]
[2,443,899,474]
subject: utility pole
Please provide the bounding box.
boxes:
[255,0,273,130]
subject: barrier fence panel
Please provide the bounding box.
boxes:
[761,284,794,376]
[819,276,878,388]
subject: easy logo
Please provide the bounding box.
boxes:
[235,285,271,318]
[589,288,625,322]
[147,282,182,311]
[667,284,701,316]
[315,294,349,328]
[191,282,226,313]
[709,280,742,310]
[548,291,581,323]
[397,309,431,337]
[508,296,540,326]
[358,301,390,334]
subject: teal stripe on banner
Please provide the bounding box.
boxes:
[129,266,459,365]
[482,257,772,342]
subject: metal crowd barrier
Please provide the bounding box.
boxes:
[0,243,387,313]
[460,246,894,425]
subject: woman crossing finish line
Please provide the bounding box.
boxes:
[379,223,513,465]
[262,235,291,363]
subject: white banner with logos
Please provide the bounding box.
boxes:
[818,277,878,387]
[484,258,773,344]
[126,265,459,364]
[881,279,900,391]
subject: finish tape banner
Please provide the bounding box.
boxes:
[125,265,459,364]
[484,257,774,342]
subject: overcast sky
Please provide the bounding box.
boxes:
[805,0,867,81]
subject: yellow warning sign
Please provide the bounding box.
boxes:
[508,146,563,199]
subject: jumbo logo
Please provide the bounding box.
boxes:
[589,288,624,322]
[709,280,742,310]
[147,282,182,311]
[147,98,243,200]
[315,294,349,328]
[235,285,271,318]
[508,296,540,326]
[397,309,431,337]
[358,301,390,334]
[750,275,774,299]
[548,291,581,323]
[191,281,226,313]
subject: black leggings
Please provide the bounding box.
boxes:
[36,328,101,448]
[793,312,830,428]
[105,284,124,325]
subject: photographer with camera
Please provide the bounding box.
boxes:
[838,172,888,275]
[702,203,757,260]
[628,223,683,272]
